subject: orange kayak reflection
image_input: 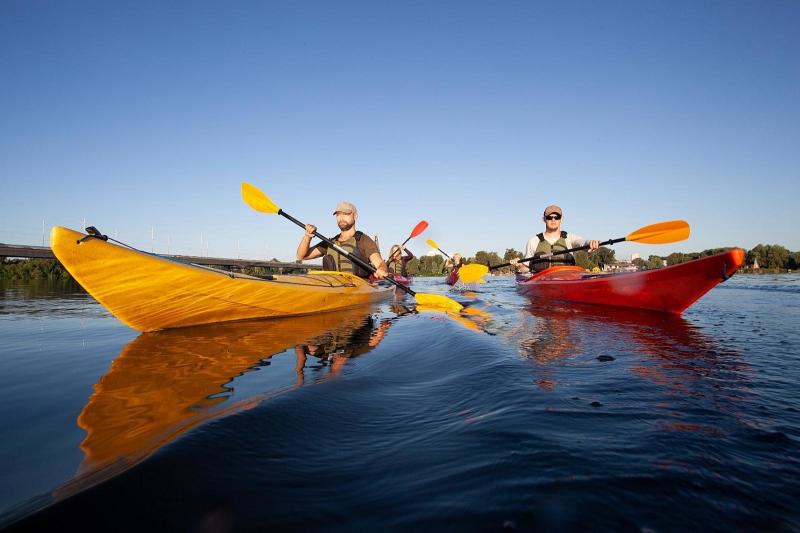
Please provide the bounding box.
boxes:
[59,305,394,499]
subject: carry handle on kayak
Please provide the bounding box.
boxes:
[489,220,690,270]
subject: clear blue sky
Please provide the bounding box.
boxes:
[2,0,798,262]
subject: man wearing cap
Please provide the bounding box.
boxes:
[510,205,599,273]
[296,201,388,280]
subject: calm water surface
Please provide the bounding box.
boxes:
[1,274,799,531]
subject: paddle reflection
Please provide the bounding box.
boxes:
[59,306,397,499]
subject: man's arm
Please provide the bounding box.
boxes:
[369,252,388,279]
[511,239,534,273]
[567,234,599,252]
[297,224,325,260]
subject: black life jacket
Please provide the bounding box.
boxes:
[530,231,576,272]
[322,231,373,279]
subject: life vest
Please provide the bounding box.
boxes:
[322,231,373,279]
[387,253,407,276]
[531,231,575,272]
[387,260,403,276]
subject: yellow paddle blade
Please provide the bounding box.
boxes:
[241,182,280,214]
[414,292,463,312]
[425,238,439,250]
[458,263,489,283]
[626,220,690,244]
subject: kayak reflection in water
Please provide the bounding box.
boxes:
[510,303,748,401]
[55,306,398,502]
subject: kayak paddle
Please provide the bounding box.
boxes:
[489,220,691,271]
[386,220,428,265]
[424,238,486,283]
[241,182,463,312]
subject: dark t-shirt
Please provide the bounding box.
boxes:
[313,232,380,259]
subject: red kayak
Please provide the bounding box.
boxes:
[373,273,410,287]
[445,271,458,286]
[390,273,410,287]
[516,249,745,314]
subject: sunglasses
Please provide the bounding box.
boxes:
[544,214,562,220]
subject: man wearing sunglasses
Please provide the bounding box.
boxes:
[510,205,599,273]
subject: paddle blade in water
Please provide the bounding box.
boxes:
[458,263,489,283]
[626,220,690,244]
[241,182,280,214]
[414,292,463,312]
[410,220,429,239]
[425,238,439,250]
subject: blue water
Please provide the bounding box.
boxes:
[1,274,799,531]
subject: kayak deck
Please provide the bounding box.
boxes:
[51,226,393,331]
[516,249,745,314]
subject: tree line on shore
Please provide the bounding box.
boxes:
[0,258,72,281]
[1,243,798,281]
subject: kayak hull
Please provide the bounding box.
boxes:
[516,249,745,314]
[386,273,410,287]
[51,227,393,332]
[445,271,458,286]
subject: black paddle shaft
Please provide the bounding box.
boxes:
[490,237,627,270]
[278,209,415,296]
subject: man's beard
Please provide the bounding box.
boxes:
[338,221,354,231]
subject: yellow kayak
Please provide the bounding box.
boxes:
[51,226,393,331]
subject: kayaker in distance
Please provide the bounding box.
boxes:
[386,244,415,277]
[510,205,599,273]
[445,253,464,273]
[296,201,388,279]
[445,253,464,285]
